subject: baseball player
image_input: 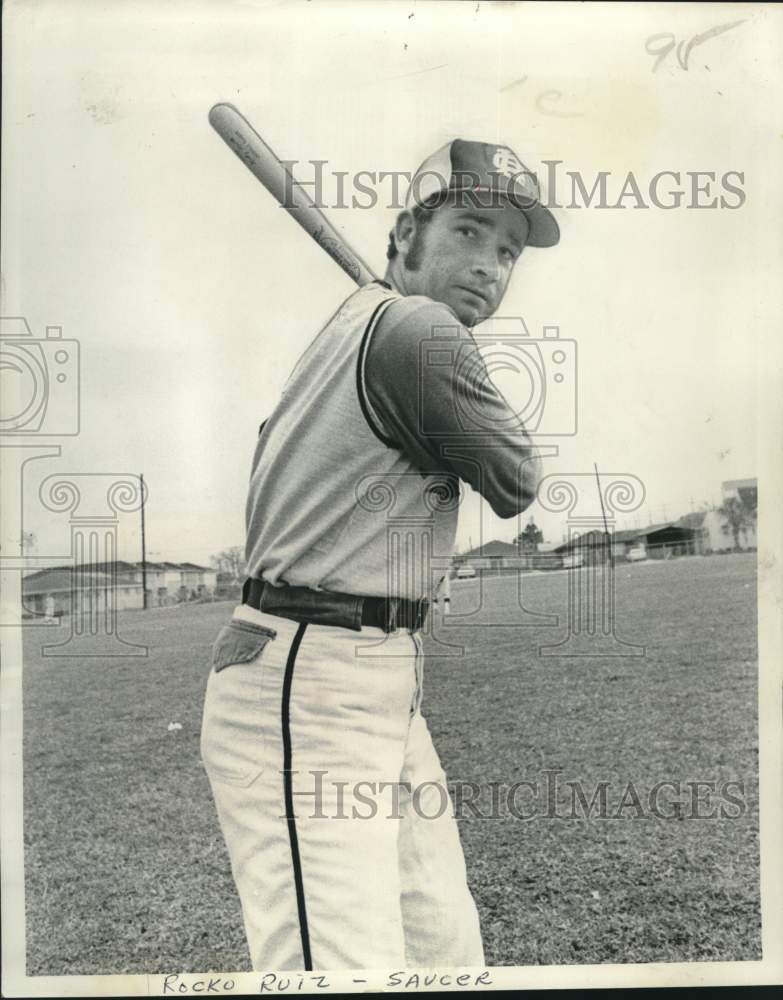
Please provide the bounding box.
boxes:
[200,139,559,970]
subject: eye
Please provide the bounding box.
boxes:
[456,225,478,239]
[500,247,518,263]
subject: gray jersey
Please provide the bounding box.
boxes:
[245,281,541,601]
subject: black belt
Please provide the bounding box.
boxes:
[242,578,429,633]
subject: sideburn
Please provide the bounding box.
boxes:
[403,226,427,272]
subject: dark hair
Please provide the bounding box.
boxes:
[386,193,448,260]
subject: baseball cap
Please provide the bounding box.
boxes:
[405,139,559,248]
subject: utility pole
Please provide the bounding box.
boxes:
[140,473,148,610]
[594,463,613,569]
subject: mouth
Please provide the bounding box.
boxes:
[454,286,490,307]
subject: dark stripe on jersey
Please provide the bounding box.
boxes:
[281,622,312,970]
[356,298,399,450]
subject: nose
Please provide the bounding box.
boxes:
[471,252,500,284]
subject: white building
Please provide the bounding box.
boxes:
[23,560,217,616]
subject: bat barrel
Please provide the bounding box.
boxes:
[209,103,377,287]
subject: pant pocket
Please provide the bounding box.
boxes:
[211,619,276,672]
[200,620,276,787]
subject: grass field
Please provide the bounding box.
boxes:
[22,552,760,974]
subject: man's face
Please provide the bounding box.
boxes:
[398,198,530,327]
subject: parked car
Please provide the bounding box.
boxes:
[626,544,647,562]
[561,552,583,569]
[455,564,476,579]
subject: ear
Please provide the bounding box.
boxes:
[393,210,417,257]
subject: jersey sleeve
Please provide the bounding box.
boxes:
[363,295,543,518]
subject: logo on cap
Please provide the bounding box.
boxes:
[492,147,525,178]
[491,146,539,204]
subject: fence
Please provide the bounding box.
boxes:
[453,554,564,577]
[646,540,699,559]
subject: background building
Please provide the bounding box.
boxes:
[454,539,561,575]
[552,477,757,565]
[22,561,217,617]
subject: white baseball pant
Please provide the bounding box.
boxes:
[200,604,484,970]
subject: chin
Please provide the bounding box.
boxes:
[447,300,479,327]
[452,296,494,328]
[458,306,485,328]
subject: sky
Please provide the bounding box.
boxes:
[2,0,781,567]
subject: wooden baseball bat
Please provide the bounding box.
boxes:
[208,103,377,286]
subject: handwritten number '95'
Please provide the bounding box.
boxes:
[645,20,745,72]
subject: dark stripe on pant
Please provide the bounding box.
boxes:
[281,622,312,970]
